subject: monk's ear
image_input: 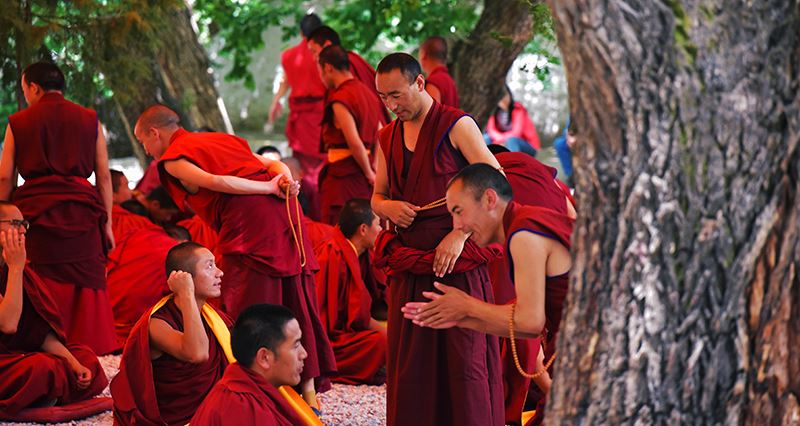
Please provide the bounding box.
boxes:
[484,188,498,209]
[256,347,274,369]
[358,223,369,237]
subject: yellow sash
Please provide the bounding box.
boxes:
[149,296,323,426]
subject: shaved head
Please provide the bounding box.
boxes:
[136,105,180,132]
[421,36,448,63]
[0,201,20,219]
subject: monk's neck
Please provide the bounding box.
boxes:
[347,237,365,256]
[493,201,511,244]
[333,73,354,89]
[407,96,433,128]
[194,296,207,308]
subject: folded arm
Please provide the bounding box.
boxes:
[163,158,283,196]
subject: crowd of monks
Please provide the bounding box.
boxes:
[0,12,576,426]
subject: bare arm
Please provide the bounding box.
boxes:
[269,75,290,124]
[332,103,375,183]
[449,116,503,171]
[41,332,92,388]
[94,122,115,250]
[426,84,442,104]
[149,271,209,363]
[163,158,283,196]
[0,228,25,334]
[0,125,17,201]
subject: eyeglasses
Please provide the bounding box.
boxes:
[0,219,30,230]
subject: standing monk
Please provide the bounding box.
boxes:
[403,164,574,425]
[269,13,327,205]
[373,53,504,426]
[0,202,108,418]
[419,36,460,108]
[317,45,384,225]
[134,105,335,409]
[0,62,116,355]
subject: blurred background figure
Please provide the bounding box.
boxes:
[484,84,540,157]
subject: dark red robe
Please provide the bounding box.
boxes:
[191,362,309,425]
[491,153,573,424]
[346,51,390,123]
[8,92,116,355]
[502,201,573,425]
[425,66,460,108]
[158,129,335,389]
[107,227,178,348]
[0,265,108,416]
[111,298,231,426]
[376,102,504,426]
[314,228,386,385]
[319,78,383,225]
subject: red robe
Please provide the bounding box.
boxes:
[135,161,160,196]
[503,201,573,425]
[303,217,335,253]
[8,92,116,355]
[112,204,157,242]
[0,265,108,416]
[191,363,309,425]
[314,228,386,385]
[158,129,336,389]
[107,227,179,348]
[426,66,460,108]
[347,51,391,123]
[377,102,504,426]
[319,78,383,224]
[177,214,219,254]
[491,153,573,424]
[111,298,231,426]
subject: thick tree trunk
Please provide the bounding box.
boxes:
[546,1,800,424]
[451,0,534,127]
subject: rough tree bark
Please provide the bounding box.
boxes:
[451,0,534,127]
[546,1,800,424]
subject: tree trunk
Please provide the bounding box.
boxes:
[546,1,800,424]
[451,0,534,127]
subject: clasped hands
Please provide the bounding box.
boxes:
[401,281,474,329]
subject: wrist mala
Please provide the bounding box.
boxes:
[285,186,307,267]
[508,301,557,379]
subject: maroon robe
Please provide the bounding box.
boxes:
[491,152,573,424]
[107,228,178,348]
[319,78,383,225]
[346,51,390,123]
[377,101,504,426]
[0,265,107,416]
[425,66,460,108]
[191,362,309,425]
[503,201,573,425]
[158,129,335,389]
[314,228,386,385]
[8,92,115,355]
[111,298,231,426]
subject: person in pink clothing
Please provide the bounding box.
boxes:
[484,85,540,157]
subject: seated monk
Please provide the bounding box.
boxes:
[192,304,323,425]
[111,242,232,426]
[314,199,386,385]
[0,202,107,417]
[107,225,189,348]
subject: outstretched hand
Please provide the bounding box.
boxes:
[401,281,474,329]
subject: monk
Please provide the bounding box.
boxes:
[134,105,335,409]
[419,36,460,108]
[192,303,323,425]
[0,202,107,417]
[111,242,230,426]
[403,164,574,425]
[373,53,504,426]
[269,13,327,198]
[107,224,188,348]
[0,61,116,355]
[314,199,386,385]
[111,169,133,205]
[317,45,385,225]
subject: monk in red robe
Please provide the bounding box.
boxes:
[373,53,504,426]
[111,242,231,426]
[404,164,574,425]
[192,303,323,425]
[269,13,327,204]
[419,36,460,108]
[0,203,107,417]
[111,169,133,205]
[133,105,335,409]
[317,46,385,225]
[107,225,187,348]
[0,62,116,355]
[314,199,386,385]
[307,26,391,123]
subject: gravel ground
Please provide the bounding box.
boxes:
[1,355,386,426]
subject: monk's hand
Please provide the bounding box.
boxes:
[432,229,468,277]
[1,228,26,269]
[402,282,471,328]
[168,270,195,300]
[105,221,116,251]
[383,200,418,228]
[277,174,301,199]
[71,362,92,389]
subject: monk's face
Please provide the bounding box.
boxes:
[270,319,307,387]
[0,206,28,238]
[189,248,223,299]
[376,69,425,122]
[134,122,166,159]
[447,181,498,247]
[363,213,382,249]
[113,175,132,204]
